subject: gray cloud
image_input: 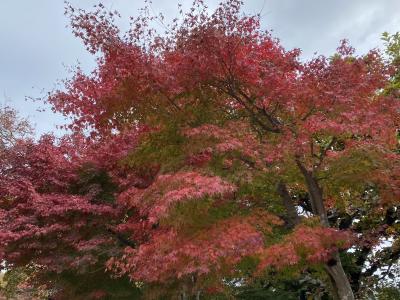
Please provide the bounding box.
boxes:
[243,0,400,57]
[1,0,399,135]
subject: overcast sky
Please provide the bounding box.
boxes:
[1,0,400,136]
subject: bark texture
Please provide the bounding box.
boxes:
[296,159,355,300]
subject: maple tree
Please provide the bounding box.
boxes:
[1,1,400,299]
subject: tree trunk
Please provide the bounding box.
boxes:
[180,284,188,300]
[295,159,329,226]
[277,181,300,228]
[296,159,354,300]
[180,291,188,300]
[325,253,355,300]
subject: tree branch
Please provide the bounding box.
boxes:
[295,157,329,227]
[276,181,300,228]
[107,228,136,248]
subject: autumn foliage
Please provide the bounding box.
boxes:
[1,1,399,299]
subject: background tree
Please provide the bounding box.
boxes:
[0,105,32,149]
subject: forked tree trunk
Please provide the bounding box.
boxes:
[294,159,355,300]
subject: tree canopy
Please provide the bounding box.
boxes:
[1,1,399,299]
